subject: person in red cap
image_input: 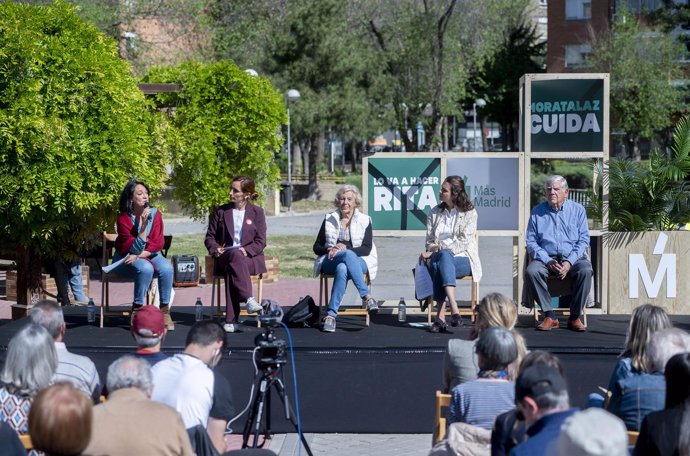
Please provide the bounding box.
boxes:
[131,305,168,366]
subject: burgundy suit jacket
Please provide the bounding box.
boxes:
[204,202,267,276]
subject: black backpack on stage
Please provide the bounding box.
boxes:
[283,295,319,327]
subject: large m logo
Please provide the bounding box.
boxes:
[628,233,676,299]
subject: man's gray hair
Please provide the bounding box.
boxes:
[0,324,57,396]
[106,356,153,396]
[133,329,162,349]
[648,328,690,372]
[544,175,569,191]
[30,301,64,340]
[535,390,570,412]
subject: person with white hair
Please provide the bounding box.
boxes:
[545,408,628,456]
[608,327,690,431]
[30,300,101,401]
[0,324,57,437]
[525,175,592,332]
[313,184,379,333]
[84,356,193,456]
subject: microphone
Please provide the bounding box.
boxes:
[145,202,152,221]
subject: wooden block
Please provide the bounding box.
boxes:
[6,270,17,302]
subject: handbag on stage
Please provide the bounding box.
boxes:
[413,260,434,301]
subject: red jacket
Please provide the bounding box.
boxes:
[115,210,165,255]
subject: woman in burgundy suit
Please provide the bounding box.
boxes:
[205,176,267,333]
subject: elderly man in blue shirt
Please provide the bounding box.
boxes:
[525,175,592,332]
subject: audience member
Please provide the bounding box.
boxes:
[420,175,482,332]
[443,293,526,391]
[509,364,576,456]
[85,356,193,456]
[312,184,378,333]
[0,324,57,436]
[491,351,564,456]
[608,327,690,430]
[0,420,26,456]
[545,408,628,456]
[152,321,235,454]
[131,304,169,365]
[589,304,671,408]
[30,301,101,401]
[205,175,266,333]
[525,175,592,332]
[448,327,518,430]
[29,382,92,456]
[54,257,87,306]
[634,351,690,456]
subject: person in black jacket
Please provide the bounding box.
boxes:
[634,352,690,456]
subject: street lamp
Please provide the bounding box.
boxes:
[473,98,486,151]
[286,89,301,212]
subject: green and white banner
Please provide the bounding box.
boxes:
[367,157,442,230]
[530,78,604,152]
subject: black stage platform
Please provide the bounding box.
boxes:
[2,307,689,433]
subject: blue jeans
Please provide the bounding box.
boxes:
[55,259,87,304]
[113,253,173,305]
[428,250,472,302]
[320,249,370,318]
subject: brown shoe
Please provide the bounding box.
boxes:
[567,318,586,332]
[160,305,175,331]
[537,316,559,331]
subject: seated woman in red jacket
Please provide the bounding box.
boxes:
[205,176,267,333]
[113,180,174,330]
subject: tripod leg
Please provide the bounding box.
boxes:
[242,377,269,449]
[272,380,314,456]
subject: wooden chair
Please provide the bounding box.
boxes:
[627,430,639,446]
[20,434,32,450]
[319,272,371,326]
[424,276,478,325]
[100,232,158,328]
[207,256,263,327]
[433,391,452,444]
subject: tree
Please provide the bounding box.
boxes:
[0,1,168,305]
[365,0,529,151]
[26,0,214,74]
[652,0,690,54]
[211,0,388,197]
[466,16,546,151]
[585,10,685,160]
[143,61,286,219]
[604,116,690,231]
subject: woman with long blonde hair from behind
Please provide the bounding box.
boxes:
[442,292,526,392]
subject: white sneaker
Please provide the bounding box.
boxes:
[322,316,336,332]
[245,297,262,314]
[223,323,236,333]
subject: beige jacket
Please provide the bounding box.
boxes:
[425,206,482,283]
[84,387,193,456]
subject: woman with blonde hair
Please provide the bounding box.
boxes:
[313,184,378,333]
[442,292,526,392]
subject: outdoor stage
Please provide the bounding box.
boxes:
[1,307,689,434]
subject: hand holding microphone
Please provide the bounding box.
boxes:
[144,202,153,221]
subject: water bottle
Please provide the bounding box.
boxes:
[195,297,204,322]
[398,297,407,323]
[87,298,95,323]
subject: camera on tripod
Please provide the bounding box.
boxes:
[254,325,287,367]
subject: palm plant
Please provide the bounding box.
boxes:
[599,116,690,231]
